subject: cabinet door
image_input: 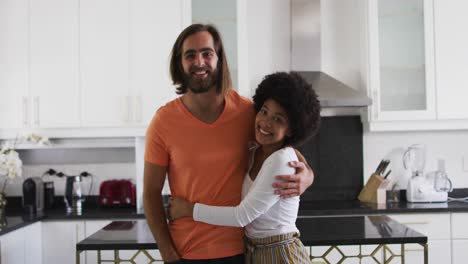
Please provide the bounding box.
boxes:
[129,0,185,126]
[85,220,112,264]
[368,0,436,121]
[434,0,468,120]
[0,228,26,264]
[29,0,80,128]
[24,222,42,264]
[80,0,130,127]
[42,221,85,264]
[0,0,29,129]
[398,240,450,264]
[453,240,468,264]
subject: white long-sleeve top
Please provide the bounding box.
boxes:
[193,146,300,238]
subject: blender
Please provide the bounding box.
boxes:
[405,144,451,202]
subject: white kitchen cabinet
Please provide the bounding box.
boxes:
[452,240,468,264]
[29,0,80,128]
[0,0,80,132]
[363,0,468,131]
[0,221,42,264]
[451,213,468,264]
[80,0,187,128]
[84,220,112,264]
[365,0,436,124]
[433,0,468,120]
[79,0,130,127]
[129,0,186,126]
[24,221,43,264]
[0,227,25,264]
[42,221,85,264]
[388,213,451,263]
[0,0,29,130]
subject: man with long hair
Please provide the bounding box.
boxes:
[143,24,314,263]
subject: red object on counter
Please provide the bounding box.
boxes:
[99,180,135,207]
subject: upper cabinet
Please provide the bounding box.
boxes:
[30,0,81,128]
[0,0,30,130]
[130,0,188,126]
[366,0,436,124]
[80,0,130,127]
[79,0,186,127]
[0,0,189,138]
[433,0,468,120]
[191,0,249,96]
[364,0,468,131]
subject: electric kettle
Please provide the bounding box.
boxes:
[64,172,93,214]
[64,175,85,214]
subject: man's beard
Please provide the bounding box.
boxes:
[183,65,219,94]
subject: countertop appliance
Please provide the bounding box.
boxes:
[23,177,44,212]
[99,180,135,207]
[64,175,86,214]
[405,145,453,202]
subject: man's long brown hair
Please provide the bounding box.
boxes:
[170,24,232,95]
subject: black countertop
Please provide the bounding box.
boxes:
[3,198,468,237]
[298,200,468,216]
[77,215,427,251]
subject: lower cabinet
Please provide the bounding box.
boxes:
[388,213,452,264]
[42,221,85,264]
[0,221,42,264]
[42,220,162,264]
[84,220,112,264]
[452,240,468,264]
[451,213,468,264]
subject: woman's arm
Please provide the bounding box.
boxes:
[169,149,297,227]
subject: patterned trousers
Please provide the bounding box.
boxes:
[245,232,310,264]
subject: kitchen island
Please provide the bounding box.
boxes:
[76,215,428,264]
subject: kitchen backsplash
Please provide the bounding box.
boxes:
[364,130,468,190]
[299,116,364,201]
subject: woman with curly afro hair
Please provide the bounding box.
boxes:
[169,72,321,263]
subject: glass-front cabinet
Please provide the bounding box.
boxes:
[190,0,248,95]
[367,0,435,122]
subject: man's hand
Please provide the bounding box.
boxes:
[272,157,314,198]
[168,197,194,220]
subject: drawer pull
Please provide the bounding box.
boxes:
[400,222,429,225]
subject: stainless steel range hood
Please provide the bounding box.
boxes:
[297,71,372,108]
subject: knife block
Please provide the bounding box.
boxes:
[358,174,389,204]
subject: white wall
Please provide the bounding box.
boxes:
[364,131,468,189]
[246,0,290,97]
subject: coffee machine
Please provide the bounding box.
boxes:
[23,177,44,212]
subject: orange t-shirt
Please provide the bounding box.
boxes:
[145,89,255,259]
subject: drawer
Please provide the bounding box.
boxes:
[451,213,468,239]
[387,213,451,240]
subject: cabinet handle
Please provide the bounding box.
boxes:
[33,96,40,126]
[373,90,379,119]
[401,221,429,225]
[22,96,29,126]
[125,96,132,123]
[135,96,142,123]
